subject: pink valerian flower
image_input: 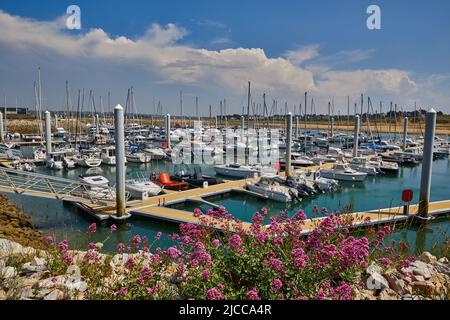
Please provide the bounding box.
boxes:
[228,234,243,252]
[251,212,264,225]
[260,207,268,216]
[271,279,283,292]
[60,252,73,265]
[166,246,182,259]
[245,288,260,300]
[273,237,283,247]
[87,223,97,234]
[193,208,202,217]
[140,266,153,280]
[256,232,266,243]
[330,283,353,300]
[315,291,326,300]
[321,207,329,215]
[124,257,136,270]
[201,269,210,280]
[117,288,128,296]
[57,240,69,252]
[378,257,392,265]
[154,232,162,241]
[269,258,283,271]
[206,288,224,300]
[84,250,100,263]
[110,224,117,233]
[338,236,369,270]
[297,296,309,300]
[292,210,307,221]
[43,235,54,245]
[116,242,126,253]
[211,239,221,248]
[88,242,96,250]
[131,235,142,249]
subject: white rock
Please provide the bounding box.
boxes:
[366,271,389,290]
[434,262,450,276]
[418,252,437,264]
[43,289,64,300]
[1,266,17,279]
[411,261,433,279]
[366,263,382,275]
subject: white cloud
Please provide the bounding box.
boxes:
[0,10,447,113]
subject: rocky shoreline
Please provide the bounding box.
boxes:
[0,237,448,300]
[0,195,43,249]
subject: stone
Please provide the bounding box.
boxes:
[36,276,66,289]
[43,289,64,300]
[66,280,88,293]
[0,239,23,257]
[378,288,400,300]
[19,287,34,299]
[434,262,450,276]
[438,257,449,264]
[385,274,406,294]
[366,271,389,291]
[21,262,46,273]
[0,289,6,300]
[412,275,425,282]
[1,266,17,279]
[418,252,437,264]
[33,256,46,266]
[366,263,382,275]
[411,261,433,279]
[412,281,435,295]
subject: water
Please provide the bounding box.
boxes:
[3,145,450,253]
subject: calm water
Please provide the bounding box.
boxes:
[2,145,449,253]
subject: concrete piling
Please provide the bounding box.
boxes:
[44,111,52,155]
[114,104,126,218]
[164,114,171,149]
[353,115,360,157]
[403,117,408,150]
[285,112,293,177]
[418,109,437,218]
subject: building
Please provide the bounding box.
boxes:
[2,107,29,115]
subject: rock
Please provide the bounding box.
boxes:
[378,288,400,300]
[418,252,437,264]
[43,289,64,300]
[384,273,406,295]
[411,281,435,295]
[33,256,46,266]
[366,271,389,291]
[354,289,377,300]
[438,257,449,264]
[66,280,88,293]
[0,239,23,257]
[366,263,382,275]
[36,276,66,290]
[411,261,433,279]
[22,262,46,273]
[19,287,34,299]
[0,289,6,300]
[433,262,450,276]
[412,275,425,282]
[1,266,17,279]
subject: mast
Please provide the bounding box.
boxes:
[195,96,199,121]
[247,81,251,128]
[180,91,183,128]
[304,91,307,153]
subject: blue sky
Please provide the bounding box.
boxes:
[0,0,449,114]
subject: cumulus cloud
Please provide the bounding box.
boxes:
[0,10,447,113]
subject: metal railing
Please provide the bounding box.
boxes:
[0,167,117,204]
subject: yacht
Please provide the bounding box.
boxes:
[348,157,379,175]
[45,151,65,170]
[368,156,399,173]
[126,152,152,163]
[79,174,116,201]
[125,179,162,200]
[245,179,292,203]
[54,127,67,138]
[214,164,277,178]
[280,152,315,167]
[143,146,167,160]
[101,146,116,165]
[320,163,367,182]
[74,153,102,167]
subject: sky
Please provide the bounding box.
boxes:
[0,0,449,116]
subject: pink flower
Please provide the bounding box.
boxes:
[117,288,127,296]
[166,246,182,259]
[251,212,264,225]
[211,239,221,248]
[206,288,224,300]
[57,240,69,252]
[271,279,283,292]
[245,288,260,300]
[378,257,392,266]
[88,242,96,250]
[87,223,97,234]
[292,210,307,221]
[201,269,210,280]
[269,258,283,271]
[260,207,268,216]
[154,232,162,241]
[116,242,125,253]
[43,235,54,245]
[256,232,266,243]
[110,224,117,233]
[131,235,142,249]
[228,234,243,253]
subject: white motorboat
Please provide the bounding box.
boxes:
[74,154,102,167]
[45,151,65,170]
[125,180,162,200]
[214,164,277,178]
[320,163,367,182]
[143,147,167,160]
[368,156,399,173]
[280,152,315,167]
[79,174,115,201]
[245,181,292,203]
[303,171,339,191]
[101,146,116,165]
[54,127,67,137]
[126,152,152,163]
[348,157,379,175]
[63,156,76,169]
